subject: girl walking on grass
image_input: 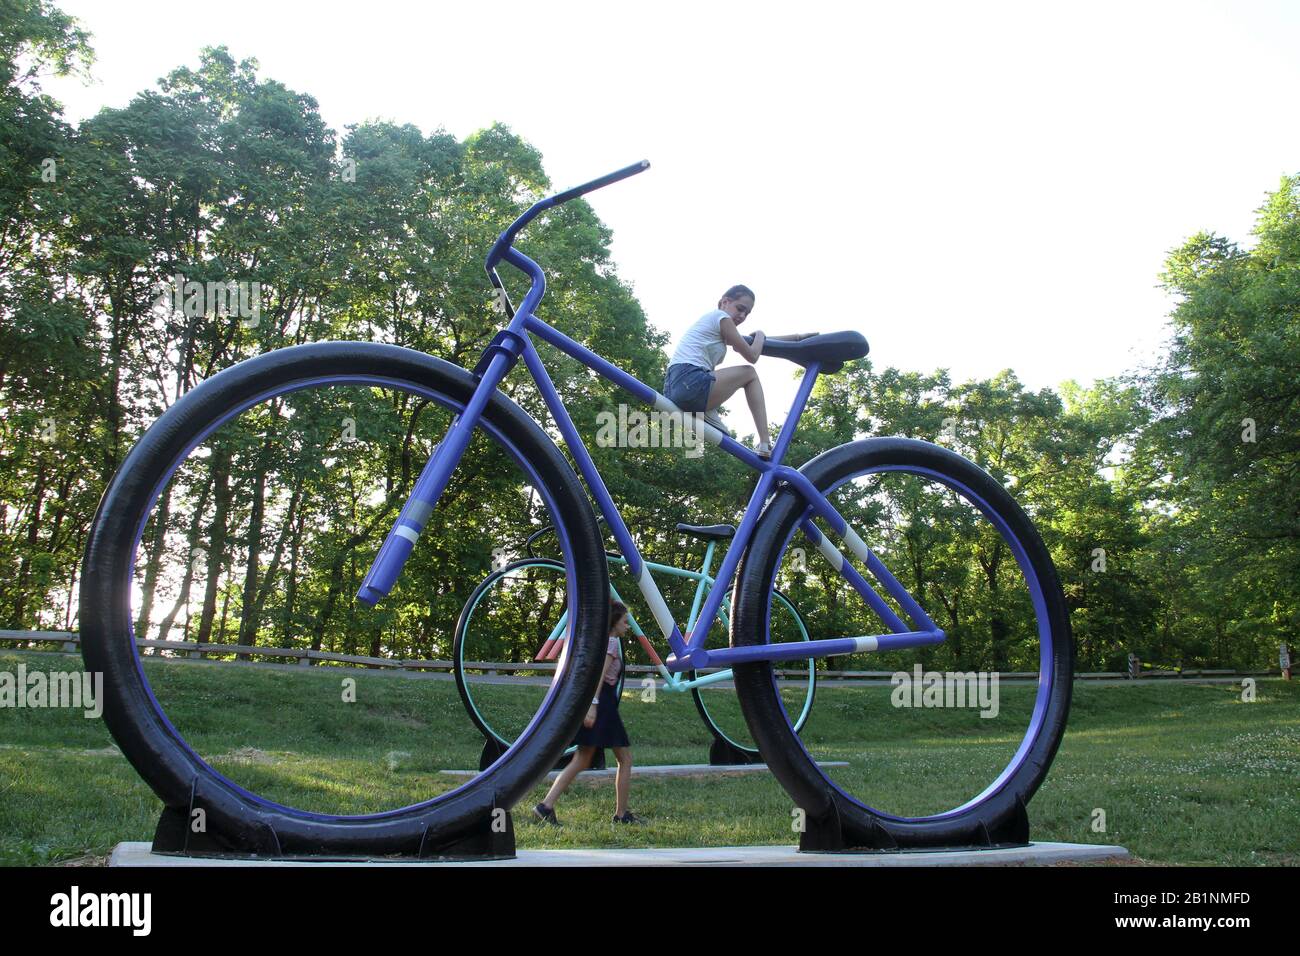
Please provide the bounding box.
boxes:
[534,601,643,826]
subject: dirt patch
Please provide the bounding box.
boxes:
[217,746,278,765]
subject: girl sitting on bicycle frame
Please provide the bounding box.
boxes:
[534,601,643,825]
[662,285,813,460]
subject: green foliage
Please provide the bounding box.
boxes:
[1133,174,1300,668]
[0,5,1292,675]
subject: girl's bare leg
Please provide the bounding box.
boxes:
[612,746,633,816]
[707,366,770,446]
[541,745,596,809]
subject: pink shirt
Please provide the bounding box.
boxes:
[603,636,623,686]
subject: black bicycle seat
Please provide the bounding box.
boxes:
[675,523,735,540]
[747,331,869,374]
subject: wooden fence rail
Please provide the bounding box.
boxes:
[0,630,1278,681]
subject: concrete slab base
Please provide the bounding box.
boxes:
[440,761,849,781]
[110,841,1129,867]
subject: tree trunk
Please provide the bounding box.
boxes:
[196,445,232,644]
[135,482,174,639]
[156,475,213,645]
[280,506,305,647]
[237,448,269,646]
[12,460,46,627]
[250,476,302,638]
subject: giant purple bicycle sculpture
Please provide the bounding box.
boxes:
[80,161,1072,856]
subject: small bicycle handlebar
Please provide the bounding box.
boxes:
[523,524,555,558]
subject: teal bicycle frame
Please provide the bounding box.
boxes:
[531,538,813,718]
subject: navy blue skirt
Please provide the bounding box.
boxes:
[573,679,629,749]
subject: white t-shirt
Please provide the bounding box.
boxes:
[670,309,729,371]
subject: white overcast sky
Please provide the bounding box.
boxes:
[42,0,1300,433]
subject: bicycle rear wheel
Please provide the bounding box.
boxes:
[732,437,1072,847]
[79,342,608,856]
[455,558,566,749]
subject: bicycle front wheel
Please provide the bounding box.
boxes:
[79,342,609,856]
[732,437,1072,847]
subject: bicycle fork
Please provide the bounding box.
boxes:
[355,352,512,606]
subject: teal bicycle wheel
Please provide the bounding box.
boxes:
[453,558,571,751]
[453,557,626,754]
[689,588,815,755]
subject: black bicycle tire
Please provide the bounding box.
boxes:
[79,341,609,856]
[731,436,1073,848]
[689,587,816,754]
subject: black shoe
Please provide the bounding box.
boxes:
[533,802,560,827]
[612,811,645,825]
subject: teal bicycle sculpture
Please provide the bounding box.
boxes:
[452,517,815,767]
[80,159,1072,856]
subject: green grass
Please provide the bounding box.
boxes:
[1,649,1296,865]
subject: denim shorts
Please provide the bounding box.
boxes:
[663,363,715,413]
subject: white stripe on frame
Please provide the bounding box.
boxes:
[815,534,844,572]
[636,566,677,641]
[841,525,871,564]
[655,393,725,447]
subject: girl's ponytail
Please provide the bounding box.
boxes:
[719,284,755,307]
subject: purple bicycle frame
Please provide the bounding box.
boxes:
[356,161,945,672]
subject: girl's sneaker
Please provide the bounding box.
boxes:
[612,811,645,825]
[533,802,560,827]
[755,441,773,460]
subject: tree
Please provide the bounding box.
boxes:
[1136,175,1300,666]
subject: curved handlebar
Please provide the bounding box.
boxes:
[523,524,555,558]
[485,160,650,272]
[551,160,651,205]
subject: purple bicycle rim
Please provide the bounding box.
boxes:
[767,463,1053,823]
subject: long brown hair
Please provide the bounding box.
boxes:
[608,600,628,634]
